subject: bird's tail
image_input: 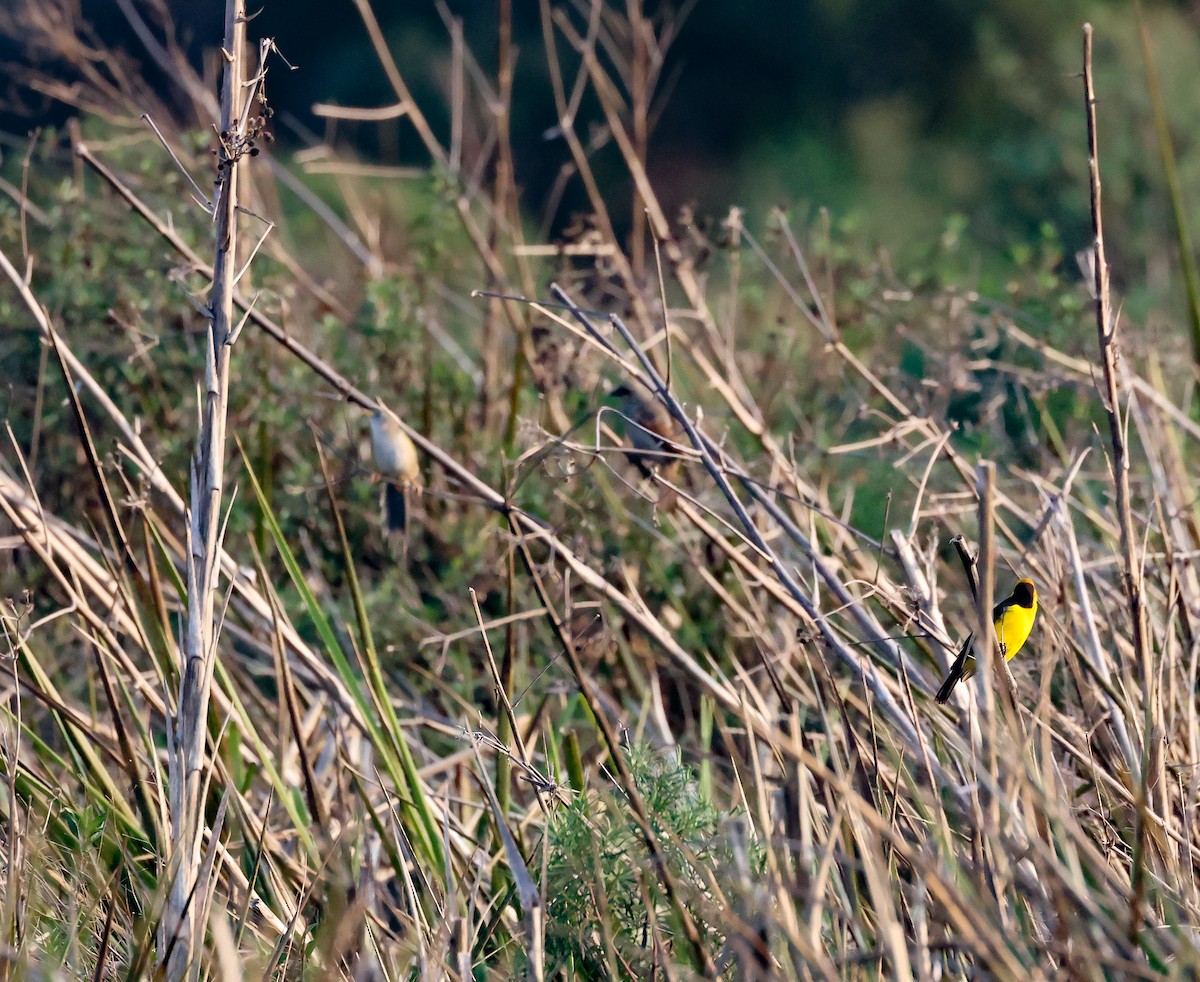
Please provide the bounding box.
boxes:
[383,482,408,535]
[936,633,974,704]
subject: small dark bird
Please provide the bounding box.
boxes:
[369,407,421,536]
[610,382,682,506]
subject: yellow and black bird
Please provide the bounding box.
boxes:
[936,578,1038,704]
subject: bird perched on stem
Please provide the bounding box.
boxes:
[609,381,682,507]
[936,578,1038,703]
[369,407,421,537]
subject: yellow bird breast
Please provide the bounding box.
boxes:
[995,598,1036,661]
[958,578,1038,684]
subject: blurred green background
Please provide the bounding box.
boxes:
[6,0,1199,297]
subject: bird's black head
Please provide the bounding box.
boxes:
[1012,579,1036,608]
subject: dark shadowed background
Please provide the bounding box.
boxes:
[6,0,1195,286]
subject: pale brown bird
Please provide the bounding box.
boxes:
[369,407,421,535]
[610,382,682,506]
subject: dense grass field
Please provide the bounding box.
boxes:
[3,2,1200,979]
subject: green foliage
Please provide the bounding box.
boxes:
[543,745,734,978]
[734,0,1200,313]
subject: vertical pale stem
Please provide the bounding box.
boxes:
[164,1,246,977]
[1083,22,1153,945]
[974,460,998,777]
[1083,24,1150,720]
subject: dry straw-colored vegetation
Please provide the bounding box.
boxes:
[2,1,1200,978]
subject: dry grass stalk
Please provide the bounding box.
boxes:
[1083,23,1151,755]
[164,2,249,977]
[6,3,1200,978]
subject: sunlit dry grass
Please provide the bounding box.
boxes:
[1,1,1199,979]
